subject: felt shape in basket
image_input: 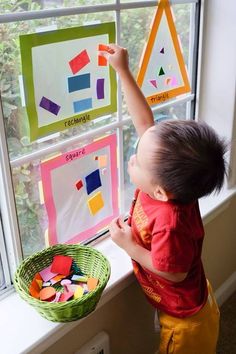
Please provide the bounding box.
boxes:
[14,244,110,322]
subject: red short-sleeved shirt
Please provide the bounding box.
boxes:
[129,189,208,318]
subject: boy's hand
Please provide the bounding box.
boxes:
[99,44,129,75]
[109,217,135,253]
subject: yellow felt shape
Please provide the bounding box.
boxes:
[73,285,84,299]
[87,191,104,216]
[35,279,43,289]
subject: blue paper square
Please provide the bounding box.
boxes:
[68,73,90,93]
[73,98,92,113]
[85,169,102,195]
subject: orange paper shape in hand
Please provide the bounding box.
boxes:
[87,278,99,291]
[98,44,110,66]
[98,56,107,66]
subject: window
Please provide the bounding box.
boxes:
[0,0,200,296]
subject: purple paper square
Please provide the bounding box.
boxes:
[39,96,61,116]
[96,78,105,99]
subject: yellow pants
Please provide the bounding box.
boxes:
[157,282,220,354]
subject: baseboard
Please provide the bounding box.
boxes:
[215,271,236,307]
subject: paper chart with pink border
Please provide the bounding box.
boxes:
[41,134,118,245]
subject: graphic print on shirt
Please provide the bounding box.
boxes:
[133,196,152,247]
[142,285,162,303]
[146,273,165,289]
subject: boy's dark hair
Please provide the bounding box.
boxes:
[150,120,227,203]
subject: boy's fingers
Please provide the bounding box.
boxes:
[98,50,110,59]
[117,218,126,229]
[110,217,121,230]
[108,43,125,52]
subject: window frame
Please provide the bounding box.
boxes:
[0,0,201,295]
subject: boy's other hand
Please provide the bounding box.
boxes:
[109,216,135,252]
[99,44,129,75]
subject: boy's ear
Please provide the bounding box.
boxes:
[153,185,169,202]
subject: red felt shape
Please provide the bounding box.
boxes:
[51,255,73,276]
[69,49,90,75]
[76,179,83,191]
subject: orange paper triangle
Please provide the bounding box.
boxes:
[137,0,190,105]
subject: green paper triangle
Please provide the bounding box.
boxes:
[158,67,165,76]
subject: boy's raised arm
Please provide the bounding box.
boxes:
[99,44,154,137]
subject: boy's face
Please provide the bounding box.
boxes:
[128,127,157,196]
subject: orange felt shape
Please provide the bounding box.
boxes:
[98,55,107,66]
[50,255,73,276]
[39,286,56,301]
[98,44,110,52]
[29,279,41,299]
[87,277,99,291]
[34,272,43,281]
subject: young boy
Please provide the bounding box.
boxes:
[100,44,227,354]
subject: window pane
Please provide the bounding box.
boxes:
[123,102,188,210]
[120,0,152,3]
[0,256,6,291]
[0,11,115,160]
[0,0,114,14]
[173,4,191,66]
[121,7,154,76]
[12,129,116,258]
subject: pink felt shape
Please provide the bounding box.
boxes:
[39,265,58,282]
[51,255,73,276]
[59,291,74,302]
[150,79,157,88]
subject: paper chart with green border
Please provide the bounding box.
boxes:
[20,22,117,142]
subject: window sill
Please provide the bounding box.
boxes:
[1,186,236,354]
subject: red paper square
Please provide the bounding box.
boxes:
[76,179,83,191]
[51,255,73,276]
[69,49,90,75]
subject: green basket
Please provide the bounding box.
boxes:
[14,244,110,322]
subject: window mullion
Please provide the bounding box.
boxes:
[189,0,202,119]
[9,94,195,169]
[0,215,12,288]
[0,1,199,24]
[116,0,126,213]
[186,3,195,119]
[0,101,23,274]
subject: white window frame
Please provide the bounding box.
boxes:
[0,0,201,295]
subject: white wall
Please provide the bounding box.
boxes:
[197,0,236,185]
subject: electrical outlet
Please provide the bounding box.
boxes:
[74,331,110,354]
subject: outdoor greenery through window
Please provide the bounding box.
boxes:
[0,0,200,295]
